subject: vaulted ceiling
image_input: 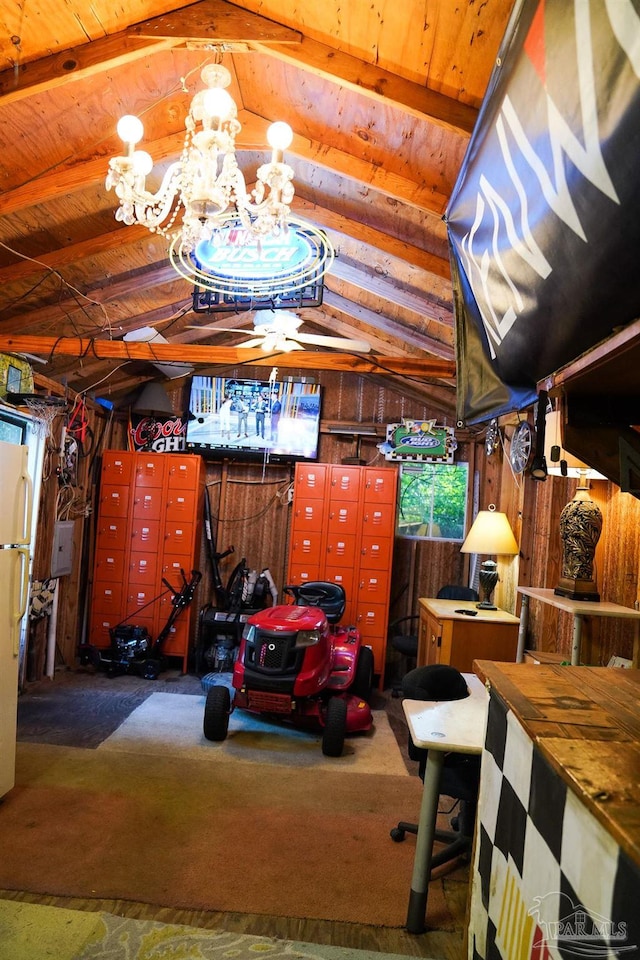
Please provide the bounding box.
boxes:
[0,0,517,418]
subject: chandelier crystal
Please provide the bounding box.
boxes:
[105,64,298,277]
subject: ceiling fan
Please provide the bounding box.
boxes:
[188,310,372,353]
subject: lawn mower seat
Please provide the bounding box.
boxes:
[288,581,346,624]
[390,664,481,872]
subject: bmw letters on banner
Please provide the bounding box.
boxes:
[446,0,640,426]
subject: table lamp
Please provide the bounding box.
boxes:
[460,505,519,609]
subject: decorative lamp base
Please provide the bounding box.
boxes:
[555,488,602,603]
[478,560,499,611]
[554,577,600,602]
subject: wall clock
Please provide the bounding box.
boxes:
[510,421,533,474]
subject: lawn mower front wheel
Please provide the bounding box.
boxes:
[203,685,231,741]
[322,696,348,757]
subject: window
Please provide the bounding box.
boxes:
[0,410,27,445]
[396,462,469,541]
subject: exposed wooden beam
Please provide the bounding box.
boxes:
[0,335,456,378]
[0,1,300,105]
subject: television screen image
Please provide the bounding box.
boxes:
[185,375,321,462]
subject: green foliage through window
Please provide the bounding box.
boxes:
[396,462,469,541]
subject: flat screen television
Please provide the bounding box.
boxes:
[185,375,322,462]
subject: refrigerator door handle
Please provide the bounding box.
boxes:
[18,466,33,545]
[13,547,30,656]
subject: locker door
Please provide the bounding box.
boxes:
[355,604,387,674]
[130,519,161,554]
[363,467,397,504]
[294,463,328,497]
[101,452,134,484]
[359,534,393,573]
[99,484,130,519]
[287,563,322,586]
[162,554,194,585]
[325,532,357,566]
[134,455,165,488]
[326,501,360,535]
[166,455,201,490]
[357,571,391,601]
[132,485,164,520]
[163,521,194,555]
[289,530,324,565]
[362,501,396,531]
[166,490,199,522]
[125,585,159,636]
[129,552,159,587]
[329,465,361,501]
[92,581,125,615]
[323,565,355,618]
[93,546,126,583]
[292,497,325,532]
[89,612,119,648]
[96,516,128,550]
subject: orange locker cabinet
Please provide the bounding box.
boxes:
[286,461,398,684]
[89,450,204,672]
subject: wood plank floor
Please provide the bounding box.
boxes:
[10,665,470,960]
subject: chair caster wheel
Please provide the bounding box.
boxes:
[390,827,406,842]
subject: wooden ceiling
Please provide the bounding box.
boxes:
[0,0,517,417]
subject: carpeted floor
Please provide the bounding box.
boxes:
[5,667,470,959]
[97,691,409,775]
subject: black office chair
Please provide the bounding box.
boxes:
[388,585,479,695]
[390,664,481,873]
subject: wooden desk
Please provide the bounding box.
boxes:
[402,673,488,934]
[516,586,640,666]
[469,661,640,960]
[418,598,519,672]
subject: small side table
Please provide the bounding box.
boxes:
[516,586,640,666]
[402,673,488,934]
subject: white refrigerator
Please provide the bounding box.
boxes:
[0,439,33,799]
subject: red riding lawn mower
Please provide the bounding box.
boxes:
[202,582,375,756]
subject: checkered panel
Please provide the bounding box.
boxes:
[468,690,640,960]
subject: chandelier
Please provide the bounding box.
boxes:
[105,63,321,286]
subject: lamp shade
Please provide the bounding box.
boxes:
[460,509,519,556]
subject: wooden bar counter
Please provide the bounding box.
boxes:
[467,661,640,960]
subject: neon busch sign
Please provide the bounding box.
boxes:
[184,216,334,312]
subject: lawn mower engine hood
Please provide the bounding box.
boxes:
[233,602,353,700]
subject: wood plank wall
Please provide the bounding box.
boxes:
[26,373,640,680]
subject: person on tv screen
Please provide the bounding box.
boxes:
[236,397,249,438]
[255,393,268,439]
[219,394,233,439]
[270,393,281,441]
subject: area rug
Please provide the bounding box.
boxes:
[0,900,432,960]
[97,692,409,777]
[0,740,454,931]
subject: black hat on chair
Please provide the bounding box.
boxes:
[401,664,469,701]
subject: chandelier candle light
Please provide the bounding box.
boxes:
[460,505,520,610]
[106,64,312,285]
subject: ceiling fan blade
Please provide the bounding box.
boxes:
[294,333,372,353]
[237,337,265,348]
